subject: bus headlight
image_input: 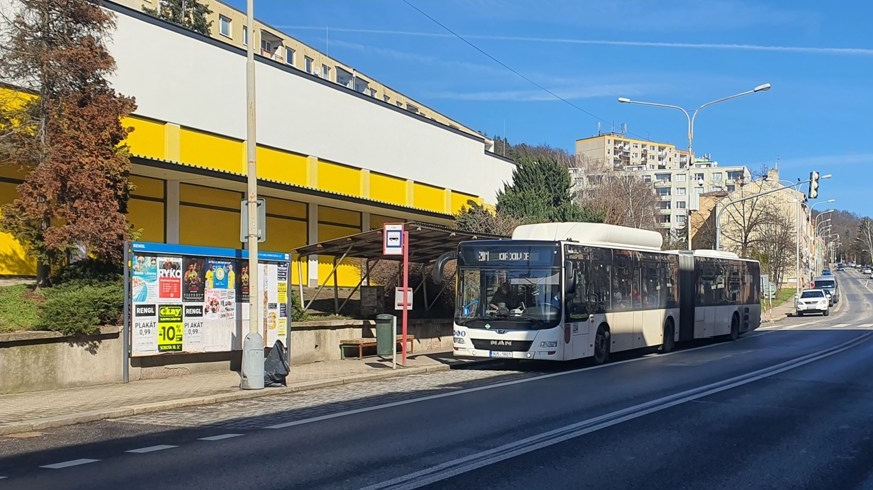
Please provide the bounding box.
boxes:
[540,341,558,348]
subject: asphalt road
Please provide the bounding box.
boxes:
[2,271,873,490]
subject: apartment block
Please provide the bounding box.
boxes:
[574,131,751,240]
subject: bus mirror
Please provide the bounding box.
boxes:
[432,251,457,285]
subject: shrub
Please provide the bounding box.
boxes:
[37,281,124,336]
[51,258,123,286]
[0,285,41,332]
[291,289,307,321]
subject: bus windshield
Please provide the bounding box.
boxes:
[455,267,562,330]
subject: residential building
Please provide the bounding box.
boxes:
[574,131,751,241]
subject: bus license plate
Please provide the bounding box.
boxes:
[490,351,513,358]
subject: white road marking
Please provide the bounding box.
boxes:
[198,434,243,441]
[361,332,873,490]
[40,459,99,469]
[126,444,177,454]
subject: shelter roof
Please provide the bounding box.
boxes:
[293,221,507,263]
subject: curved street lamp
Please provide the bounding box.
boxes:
[618,83,772,250]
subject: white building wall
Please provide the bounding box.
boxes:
[105,6,513,203]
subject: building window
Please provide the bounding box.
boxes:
[677,201,686,209]
[285,47,294,65]
[242,26,247,45]
[219,16,231,37]
[694,173,705,181]
[304,56,313,73]
[321,64,330,80]
[676,188,686,196]
[261,39,273,55]
[658,188,671,197]
[676,174,687,182]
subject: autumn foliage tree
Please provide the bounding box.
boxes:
[0,0,136,285]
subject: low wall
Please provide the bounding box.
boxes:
[0,318,453,394]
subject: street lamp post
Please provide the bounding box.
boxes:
[618,83,771,249]
[240,0,264,390]
[807,199,835,277]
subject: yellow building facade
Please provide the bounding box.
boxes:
[0,2,515,286]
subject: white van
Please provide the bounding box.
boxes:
[812,275,839,305]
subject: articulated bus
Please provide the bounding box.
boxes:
[434,222,761,364]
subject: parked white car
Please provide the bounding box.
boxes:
[795,289,830,317]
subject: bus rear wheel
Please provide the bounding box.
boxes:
[593,325,610,365]
[661,320,675,354]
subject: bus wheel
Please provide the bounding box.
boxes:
[593,325,610,365]
[729,314,740,341]
[661,320,675,354]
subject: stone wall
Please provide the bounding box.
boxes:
[0,318,453,394]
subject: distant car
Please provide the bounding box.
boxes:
[795,289,830,317]
[822,269,832,275]
[863,268,872,275]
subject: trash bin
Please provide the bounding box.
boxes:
[375,314,395,357]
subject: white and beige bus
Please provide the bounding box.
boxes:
[435,223,761,363]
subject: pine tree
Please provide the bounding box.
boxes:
[496,154,601,224]
[0,0,136,286]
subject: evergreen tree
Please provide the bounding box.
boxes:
[496,154,601,223]
[0,0,136,286]
[143,0,213,35]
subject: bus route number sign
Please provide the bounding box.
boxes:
[478,251,530,262]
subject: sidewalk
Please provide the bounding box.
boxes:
[0,303,795,437]
[0,349,463,436]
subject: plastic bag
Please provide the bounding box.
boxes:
[264,340,290,387]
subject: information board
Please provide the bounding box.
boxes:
[128,242,291,357]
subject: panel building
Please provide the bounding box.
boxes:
[574,131,751,242]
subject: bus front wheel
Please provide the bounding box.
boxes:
[593,325,610,365]
[729,314,740,341]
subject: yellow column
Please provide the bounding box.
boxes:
[164,123,181,162]
[406,179,415,207]
[361,169,371,198]
[306,156,318,187]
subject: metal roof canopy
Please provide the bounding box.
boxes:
[292,221,507,315]
[293,221,506,263]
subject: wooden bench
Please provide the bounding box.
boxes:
[339,335,416,360]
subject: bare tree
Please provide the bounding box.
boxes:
[718,188,785,258]
[749,210,794,289]
[577,173,659,231]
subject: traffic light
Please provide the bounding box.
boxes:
[808,170,820,199]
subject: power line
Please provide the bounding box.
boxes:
[402,0,609,127]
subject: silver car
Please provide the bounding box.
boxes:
[795,289,830,317]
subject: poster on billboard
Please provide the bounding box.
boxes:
[127,242,291,357]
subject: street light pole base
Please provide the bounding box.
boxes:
[240,332,265,390]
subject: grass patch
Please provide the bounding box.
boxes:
[0,285,42,333]
[770,288,798,307]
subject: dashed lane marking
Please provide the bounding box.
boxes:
[198,434,243,441]
[126,445,178,454]
[40,459,100,469]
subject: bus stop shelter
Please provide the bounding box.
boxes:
[292,221,506,315]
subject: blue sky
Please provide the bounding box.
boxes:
[223,0,871,217]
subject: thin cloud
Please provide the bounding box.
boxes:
[427,84,647,102]
[279,27,873,57]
